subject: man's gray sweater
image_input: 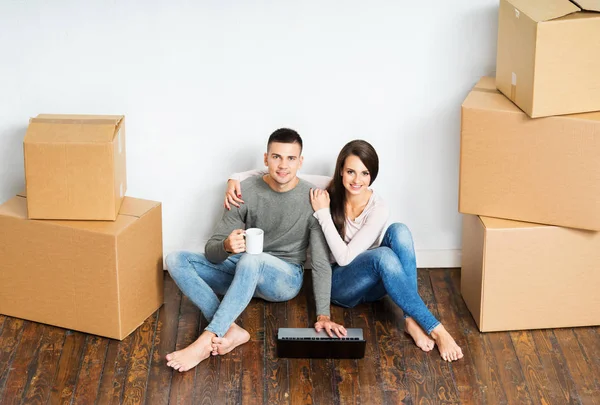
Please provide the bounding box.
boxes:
[205,175,332,317]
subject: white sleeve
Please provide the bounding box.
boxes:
[313,203,389,266]
[228,169,266,181]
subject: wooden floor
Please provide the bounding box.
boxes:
[0,269,599,405]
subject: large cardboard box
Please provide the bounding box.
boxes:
[24,114,127,220]
[496,0,600,118]
[459,77,600,231]
[461,214,600,332]
[0,194,164,340]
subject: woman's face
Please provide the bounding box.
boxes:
[341,155,371,196]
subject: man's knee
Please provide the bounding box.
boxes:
[237,252,268,270]
[166,251,193,280]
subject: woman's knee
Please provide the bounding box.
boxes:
[386,222,414,248]
[375,247,401,271]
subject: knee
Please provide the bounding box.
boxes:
[165,251,188,279]
[237,253,267,272]
[386,223,414,248]
[376,247,400,271]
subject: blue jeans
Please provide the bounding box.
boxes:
[331,223,441,334]
[166,252,303,337]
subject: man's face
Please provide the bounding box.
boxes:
[264,142,304,186]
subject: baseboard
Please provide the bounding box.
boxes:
[163,247,462,270]
[415,249,462,269]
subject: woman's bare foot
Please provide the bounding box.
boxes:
[430,324,463,362]
[404,317,435,352]
[210,323,250,356]
[166,330,215,372]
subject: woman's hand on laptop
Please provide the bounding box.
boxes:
[314,315,347,338]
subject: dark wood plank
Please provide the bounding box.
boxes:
[20,326,66,404]
[95,331,135,405]
[448,268,506,404]
[430,269,482,405]
[287,281,314,405]
[71,335,110,405]
[530,329,580,405]
[145,274,182,405]
[573,327,600,395]
[0,318,26,399]
[510,330,571,405]
[264,300,290,405]
[216,341,243,405]
[170,295,200,404]
[241,341,265,405]
[372,296,410,404]
[305,271,336,405]
[351,303,385,405]
[121,311,160,405]
[485,331,534,405]
[239,297,265,341]
[554,328,600,405]
[411,269,460,404]
[332,304,360,405]
[0,321,44,404]
[47,331,87,405]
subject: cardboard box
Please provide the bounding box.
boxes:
[24,114,127,220]
[0,194,164,340]
[496,0,600,117]
[461,214,600,332]
[459,77,600,231]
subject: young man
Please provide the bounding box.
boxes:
[165,128,344,372]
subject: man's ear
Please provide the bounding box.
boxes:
[298,155,304,170]
[264,152,268,166]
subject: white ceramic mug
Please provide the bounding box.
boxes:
[244,228,264,254]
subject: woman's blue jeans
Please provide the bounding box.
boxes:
[166,252,303,337]
[331,223,441,334]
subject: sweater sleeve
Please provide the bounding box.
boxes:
[313,202,389,266]
[205,205,247,263]
[308,217,333,318]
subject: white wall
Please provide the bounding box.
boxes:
[0,0,498,267]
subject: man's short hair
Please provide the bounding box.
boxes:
[267,128,303,153]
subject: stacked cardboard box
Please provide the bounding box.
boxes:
[0,115,164,340]
[459,0,600,332]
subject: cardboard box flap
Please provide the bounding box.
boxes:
[463,79,522,114]
[0,196,28,219]
[25,114,123,143]
[474,77,499,92]
[480,216,549,230]
[119,197,160,218]
[508,0,580,21]
[571,0,600,12]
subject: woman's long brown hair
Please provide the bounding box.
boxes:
[326,140,379,239]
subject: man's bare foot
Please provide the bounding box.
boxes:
[210,323,250,356]
[404,317,435,352]
[166,330,215,372]
[430,324,463,362]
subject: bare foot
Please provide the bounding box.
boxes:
[210,323,250,356]
[166,330,215,372]
[430,324,463,362]
[404,317,435,352]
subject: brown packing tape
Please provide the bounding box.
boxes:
[30,118,122,126]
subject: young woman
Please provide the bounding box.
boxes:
[225,140,463,361]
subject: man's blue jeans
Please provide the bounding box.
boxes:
[166,252,303,337]
[331,223,441,334]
